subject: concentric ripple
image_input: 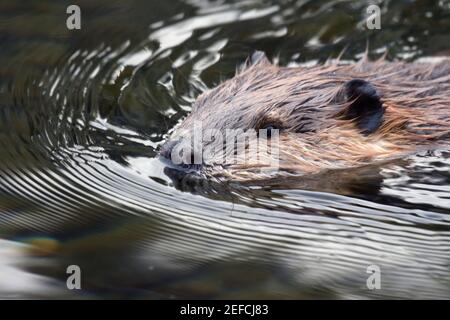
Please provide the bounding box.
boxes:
[0,0,450,299]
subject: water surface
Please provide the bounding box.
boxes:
[0,0,450,299]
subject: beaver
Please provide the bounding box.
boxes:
[160,51,450,181]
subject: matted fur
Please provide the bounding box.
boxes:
[161,53,450,180]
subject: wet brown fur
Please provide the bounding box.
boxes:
[163,53,450,180]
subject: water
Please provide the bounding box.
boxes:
[0,0,449,299]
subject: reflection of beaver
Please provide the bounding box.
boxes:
[160,51,450,180]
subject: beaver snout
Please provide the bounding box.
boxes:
[159,139,178,160]
[160,138,202,166]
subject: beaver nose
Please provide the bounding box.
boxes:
[160,139,201,165]
[160,139,179,160]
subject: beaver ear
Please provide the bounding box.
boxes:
[247,50,270,66]
[342,79,384,135]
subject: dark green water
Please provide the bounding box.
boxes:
[0,0,449,299]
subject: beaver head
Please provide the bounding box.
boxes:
[160,51,450,181]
